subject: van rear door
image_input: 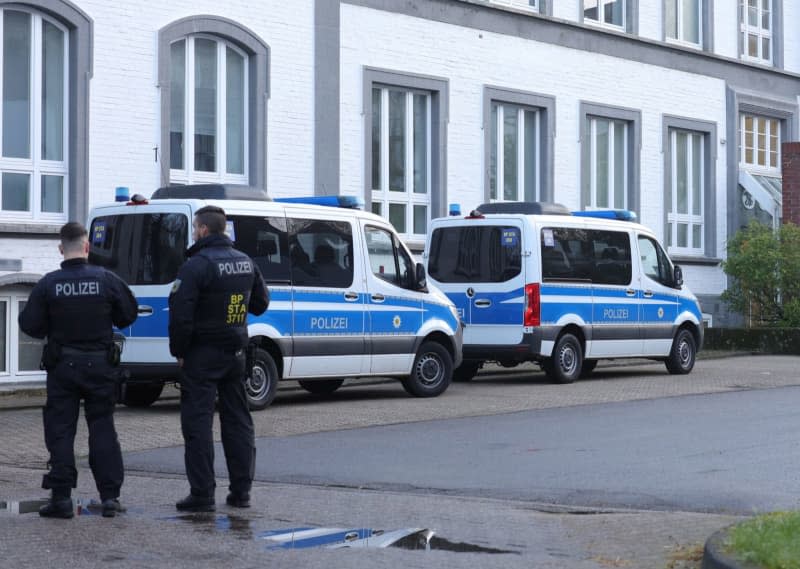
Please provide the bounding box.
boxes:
[427,220,525,346]
[88,204,192,364]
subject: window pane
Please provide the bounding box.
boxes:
[389,91,406,192]
[748,33,758,57]
[371,201,381,216]
[747,3,757,26]
[42,20,64,161]
[584,0,599,21]
[692,224,702,249]
[692,134,702,215]
[170,40,185,170]
[0,301,5,371]
[366,227,397,282]
[666,0,677,38]
[503,106,518,201]
[523,109,538,202]
[194,38,217,172]
[595,119,609,208]
[676,132,688,214]
[413,94,427,194]
[372,89,381,191]
[17,301,43,371]
[666,222,673,247]
[3,11,31,159]
[757,121,766,166]
[682,0,700,43]
[761,5,770,29]
[226,47,245,175]
[677,223,688,247]
[41,175,63,213]
[413,204,427,235]
[613,121,625,209]
[389,203,406,233]
[604,0,623,26]
[2,172,30,211]
[490,103,498,200]
[761,37,770,61]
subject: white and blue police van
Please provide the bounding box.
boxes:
[424,202,703,383]
[87,184,462,409]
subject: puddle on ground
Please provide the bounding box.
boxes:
[5,497,518,555]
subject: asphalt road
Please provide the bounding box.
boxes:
[125,361,800,516]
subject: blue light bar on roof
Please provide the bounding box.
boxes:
[572,209,638,222]
[274,195,364,209]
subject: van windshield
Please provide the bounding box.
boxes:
[89,213,188,285]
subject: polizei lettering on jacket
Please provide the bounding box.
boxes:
[54,281,100,297]
[217,260,253,276]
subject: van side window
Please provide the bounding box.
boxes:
[228,216,290,284]
[288,218,354,288]
[365,225,415,289]
[541,228,631,285]
[638,235,672,286]
[89,213,188,285]
[428,226,521,283]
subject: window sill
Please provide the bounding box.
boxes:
[0,222,62,236]
[670,255,722,266]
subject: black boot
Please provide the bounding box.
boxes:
[225,492,250,508]
[39,491,74,519]
[176,494,215,512]
[101,499,123,518]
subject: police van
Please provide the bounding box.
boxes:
[87,184,462,409]
[424,202,702,383]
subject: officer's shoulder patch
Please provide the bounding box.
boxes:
[171,279,182,294]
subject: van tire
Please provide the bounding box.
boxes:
[452,360,481,382]
[665,329,696,375]
[247,348,278,410]
[122,383,164,408]
[298,379,344,395]
[545,333,583,384]
[402,341,452,397]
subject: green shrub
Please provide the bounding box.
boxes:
[722,222,800,327]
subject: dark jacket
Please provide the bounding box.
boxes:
[18,258,138,350]
[168,233,269,358]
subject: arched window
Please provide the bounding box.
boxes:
[159,16,269,189]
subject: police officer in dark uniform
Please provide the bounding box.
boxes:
[19,222,138,519]
[168,205,269,512]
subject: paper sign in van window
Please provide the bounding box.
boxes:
[501,228,519,247]
[542,229,555,248]
[92,221,107,246]
[225,220,236,242]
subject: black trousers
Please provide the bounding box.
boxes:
[180,346,255,498]
[42,354,123,500]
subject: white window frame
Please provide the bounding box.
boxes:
[588,117,628,210]
[667,129,704,256]
[489,0,539,9]
[0,292,46,380]
[371,87,432,241]
[169,35,249,186]
[584,0,627,31]
[490,102,541,202]
[740,113,781,174]
[0,9,69,224]
[666,0,702,47]
[739,0,772,64]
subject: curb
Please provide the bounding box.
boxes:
[702,525,760,569]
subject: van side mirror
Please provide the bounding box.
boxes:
[415,262,427,291]
[673,265,683,288]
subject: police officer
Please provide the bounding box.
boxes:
[19,222,138,519]
[168,205,269,512]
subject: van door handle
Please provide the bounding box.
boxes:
[344,292,359,301]
[474,299,492,308]
[643,290,654,298]
[137,305,154,316]
[625,289,636,297]
[371,294,385,303]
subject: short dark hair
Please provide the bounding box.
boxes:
[195,205,226,234]
[59,222,88,250]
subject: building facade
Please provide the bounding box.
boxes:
[1,0,799,383]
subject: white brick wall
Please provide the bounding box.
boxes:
[341,3,728,295]
[0,238,60,277]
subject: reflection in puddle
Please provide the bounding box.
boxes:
[166,513,255,541]
[1,499,48,514]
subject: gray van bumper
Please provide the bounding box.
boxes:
[462,329,543,362]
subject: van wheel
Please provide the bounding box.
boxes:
[580,360,598,378]
[298,379,344,395]
[545,333,583,384]
[665,329,696,375]
[247,348,278,410]
[402,342,452,397]
[122,383,164,408]
[452,360,481,382]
